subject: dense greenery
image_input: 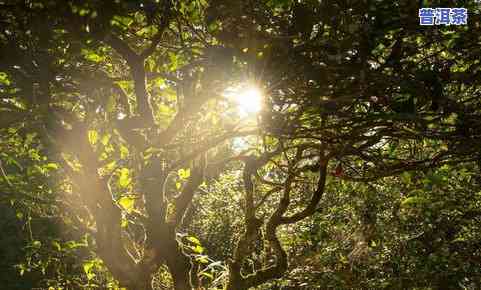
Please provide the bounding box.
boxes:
[1,1,480,289]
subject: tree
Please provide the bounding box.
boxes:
[1,0,480,289]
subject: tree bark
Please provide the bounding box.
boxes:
[129,277,154,290]
[164,235,193,290]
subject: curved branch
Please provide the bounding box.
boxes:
[234,168,296,289]
[280,158,329,224]
[140,0,173,59]
[173,157,205,226]
[104,34,154,124]
[167,129,257,171]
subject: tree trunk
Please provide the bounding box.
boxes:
[166,250,192,290]
[158,227,192,290]
[130,279,154,290]
[226,262,247,290]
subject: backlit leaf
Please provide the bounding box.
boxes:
[88,130,98,145]
[119,168,131,188]
[118,196,135,213]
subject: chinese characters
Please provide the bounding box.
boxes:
[419,8,468,25]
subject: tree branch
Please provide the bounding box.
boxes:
[280,158,328,224]
[235,169,296,289]
[104,34,154,124]
[43,115,141,287]
[167,129,257,172]
[173,158,205,226]
[140,0,173,59]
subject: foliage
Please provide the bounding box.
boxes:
[1,0,481,290]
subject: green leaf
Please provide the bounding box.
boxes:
[44,163,59,170]
[178,168,191,179]
[51,240,62,251]
[0,72,11,85]
[401,172,411,185]
[154,77,166,88]
[199,271,213,279]
[134,11,145,23]
[191,245,204,254]
[83,261,96,280]
[118,168,131,188]
[118,196,135,213]
[32,240,42,248]
[120,145,129,159]
[187,236,201,245]
[168,52,179,71]
[65,240,87,249]
[81,49,105,63]
[105,160,117,172]
[18,264,26,276]
[78,8,90,16]
[88,130,98,145]
[101,134,111,146]
[136,25,158,37]
[196,256,209,264]
[401,196,428,207]
[111,15,134,28]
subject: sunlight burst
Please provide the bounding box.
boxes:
[226,85,263,116]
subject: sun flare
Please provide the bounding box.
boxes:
[226,85,263,115]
